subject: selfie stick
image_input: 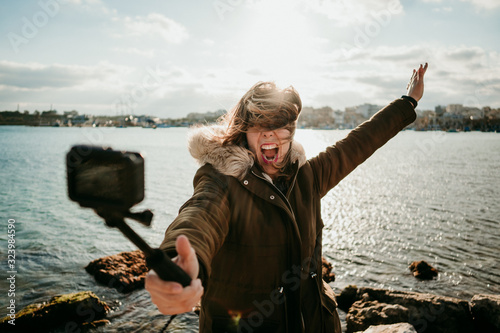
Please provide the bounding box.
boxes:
[66,145,191,287]
[97,208,191,287]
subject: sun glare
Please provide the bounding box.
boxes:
[237,0,320,81]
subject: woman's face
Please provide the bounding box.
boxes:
[246,127,292,178]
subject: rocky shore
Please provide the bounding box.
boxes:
[0,291,109,332]
[84,249,148,293]
[3,251,499,332]
[337,285,500,332]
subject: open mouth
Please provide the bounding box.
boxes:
[261,143,279,164]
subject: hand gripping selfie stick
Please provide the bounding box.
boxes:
[66,145,191,287]
[96,208,191,287]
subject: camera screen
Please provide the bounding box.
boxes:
[73,160,128,202]
[67,145,144,209]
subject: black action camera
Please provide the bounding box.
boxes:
[67,145,144,210]
[66,145,191,287]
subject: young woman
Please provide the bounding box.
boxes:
[146,63,428,333]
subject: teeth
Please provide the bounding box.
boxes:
[261,144,278,150]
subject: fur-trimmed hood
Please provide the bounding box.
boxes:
[187,125,307,181]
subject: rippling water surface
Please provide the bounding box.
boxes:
[0,126,499,332]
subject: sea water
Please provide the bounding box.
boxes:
[0,126,499,332]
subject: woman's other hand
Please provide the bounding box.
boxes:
[407,62,428,102]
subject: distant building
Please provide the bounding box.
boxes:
[332,110,345,127]
[463,107,483,120]
[3,102,499,130]
[64,110,78,117]
[354,103,383,119]
[484,107,500,120]
[131,115,161,127]
[435,105,446,116]
[446,104,464,114]
[69,115,89,126]
[186,109,225,122]
[344,107,366,129]
[298,106,338,128]
[41,110,57,117]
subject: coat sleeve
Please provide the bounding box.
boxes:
[309,98,417,198]
[159,164,230,283]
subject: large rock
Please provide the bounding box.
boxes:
[322,256,336,283]
[337,284,359,311]
[339,286,475,333]
[356,322,417,333]
[347,300,410,332]
[470,294,500,332]
[409,260,438,280]
[85,250,148,292]
[0,291,109,332]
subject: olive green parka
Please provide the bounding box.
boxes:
[160,99,417,332]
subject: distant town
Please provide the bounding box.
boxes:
[1,103,499,132]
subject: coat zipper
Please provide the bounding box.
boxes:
[251,169,305,333]
[282,287,289,333]
[250,170,297,217]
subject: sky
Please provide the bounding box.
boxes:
[0,0,499,118]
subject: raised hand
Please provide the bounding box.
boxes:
[406,63,428,102]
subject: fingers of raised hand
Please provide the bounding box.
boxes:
[420,62,428,76]
[407,69,417,89]
[416,63,428,76]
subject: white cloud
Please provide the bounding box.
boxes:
[302,0,404,26]
[203,39,215,46]
[118,13,189,43]
[322,44,500,109]
[2,44,499,116]
[460,0,500,10]
[161,44,500,112]
[432,6,453,12]
[244,0,404,27]
[111,47,156,58]
[66,0,116,15]
[0,61,128,90]
[420,0,500,10]
[266,42,499,111]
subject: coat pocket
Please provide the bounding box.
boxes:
[321,280,341,333]
[320,280,338,315]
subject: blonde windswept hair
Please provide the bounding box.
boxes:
[217,81,302,175]
[220,81,302,146]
